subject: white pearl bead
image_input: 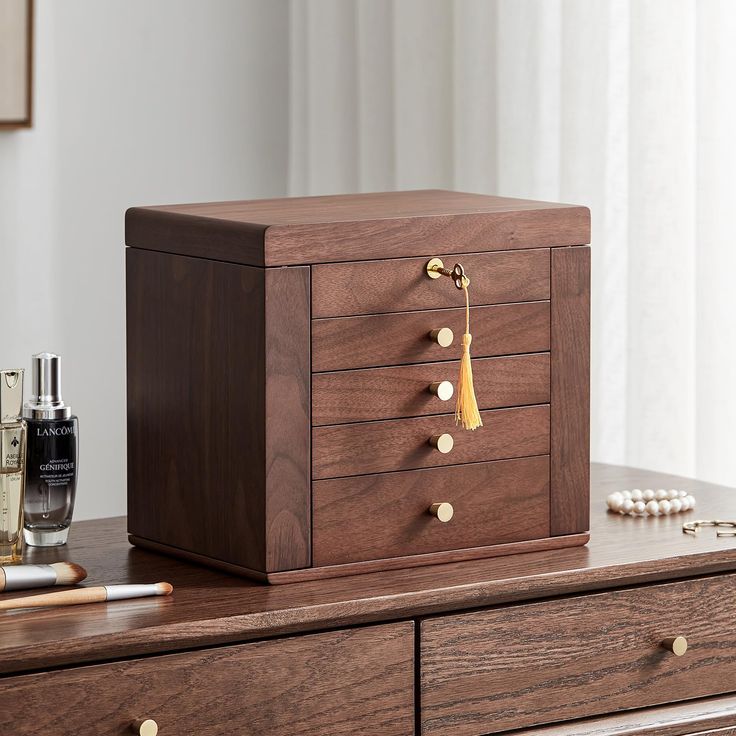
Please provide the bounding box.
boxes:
[605,489,696,518]
[645,500,660,516]
[607,492,624,510]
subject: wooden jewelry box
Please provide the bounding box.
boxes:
[125,189,591,583]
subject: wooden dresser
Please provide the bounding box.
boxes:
[2,464,736,735]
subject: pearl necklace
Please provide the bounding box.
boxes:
[606,489,696,517]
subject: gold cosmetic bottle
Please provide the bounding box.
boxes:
[0,369,27,563]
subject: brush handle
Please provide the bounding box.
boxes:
[0,583,173,611]
[0,586,107,610]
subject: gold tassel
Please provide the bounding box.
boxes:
[455,279,483,430]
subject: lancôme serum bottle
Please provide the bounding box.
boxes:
[23,353,79,547]
[0,369,27,563]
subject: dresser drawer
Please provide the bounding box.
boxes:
[0,623,414,736]
[312,302,550,372]
[312,249,550,318]
[420,575,736,736]
[313,455,549,565]
[313,404,549,479]
[312,353,550,426]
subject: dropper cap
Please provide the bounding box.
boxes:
[24,353,71,420]
[0,370,24,424]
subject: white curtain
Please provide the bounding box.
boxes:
[288,0,736,487]
[4,1,735,520]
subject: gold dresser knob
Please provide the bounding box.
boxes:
[429,433,454,454]
[131,719,158,736]
[429,380,454,401]
[429,502,454,522]
[429,327,454,348]
[661,636,688,656]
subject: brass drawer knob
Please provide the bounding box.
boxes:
[661,636,688,656]
[429,502,454,522]
[131,719,158,736]
[429,327,454,348]
[429,380,454,401]
[429,433,454,454]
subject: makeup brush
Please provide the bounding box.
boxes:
[0,582,173,611]
[0,562,87,592]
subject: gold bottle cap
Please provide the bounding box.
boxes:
[0,370,24,424]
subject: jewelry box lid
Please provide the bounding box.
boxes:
[125,189,590,268]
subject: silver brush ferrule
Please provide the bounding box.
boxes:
[24,353,71,420]
[2,564,57,591]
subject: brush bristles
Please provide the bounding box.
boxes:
[156,582,174,596]
[50,562,88,585]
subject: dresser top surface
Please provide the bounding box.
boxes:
[2,463,735,676]
[125,189,590,266]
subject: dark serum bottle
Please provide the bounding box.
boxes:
[23,353,79,546]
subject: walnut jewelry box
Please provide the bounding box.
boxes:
[125,189,590,583]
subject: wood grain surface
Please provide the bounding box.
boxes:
[312,301,550,372]
[126,250,266,571]
[0,623,414,736]
[551,246,591,535]
[311,248,550,318]
[132,531,587,585]
[126,190,590,267]
[3,464,736,676]
[421,575,736,736]
[264,266,311,570]
[264,533,587,584]
[519,693,736,736]
[312,456,550,565]
[312,353,550,426]
[312,405,549,479]
[126,251,310,574]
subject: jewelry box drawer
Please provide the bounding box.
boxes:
[313,404,549,479]
[420,575,736,736]
[312,353,550,426]
[0,623,414,736]
[312,302,550,372]
[312,249,550,318]
[312,455,550,566]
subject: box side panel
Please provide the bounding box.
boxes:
[550,246,591,535]
[127,249,268,571]
[264,266,311,571]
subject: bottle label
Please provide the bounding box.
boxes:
[28,420,77,487]
[24,418,78,528]
[36,425,76,437]
[0,426,24,471]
